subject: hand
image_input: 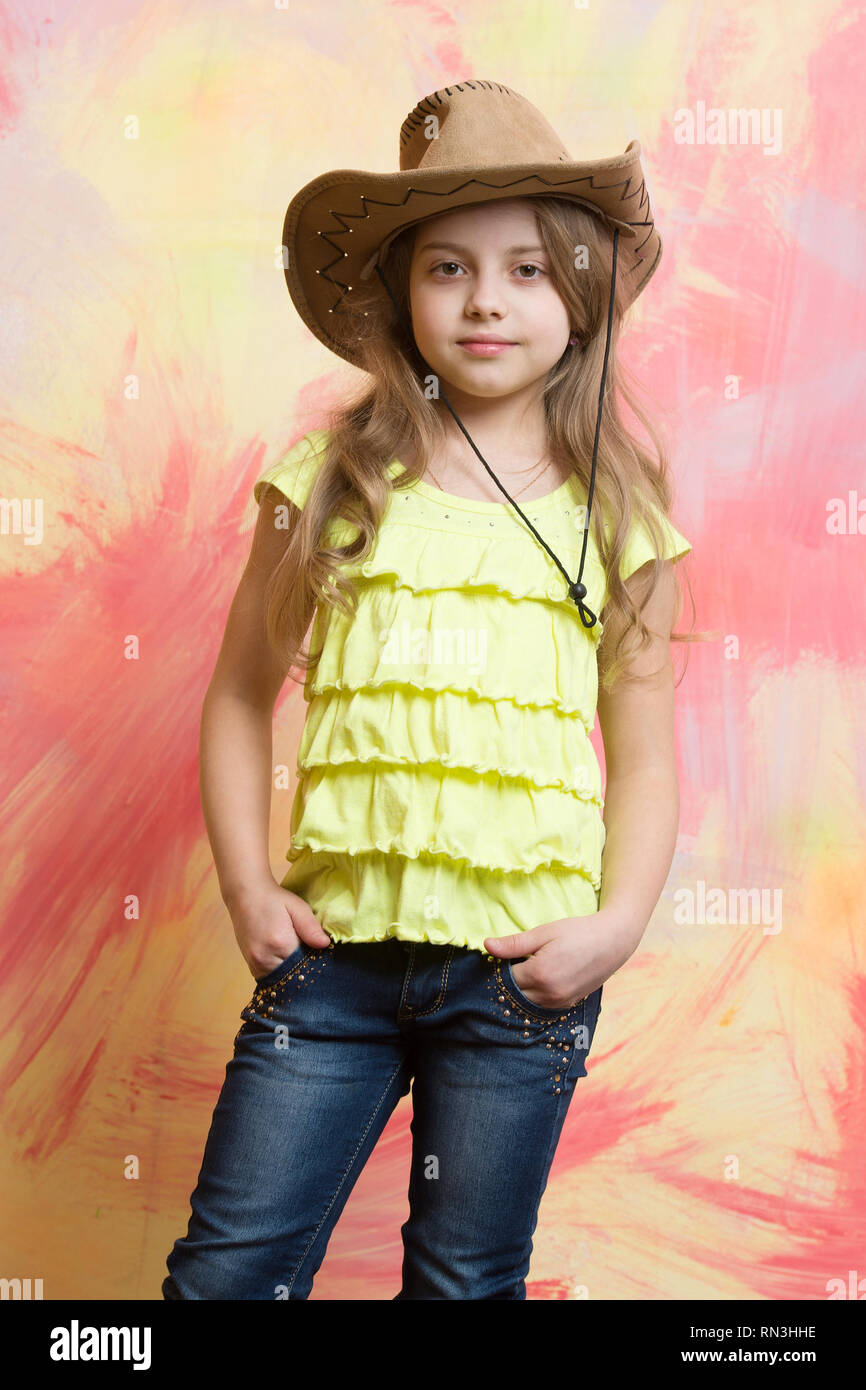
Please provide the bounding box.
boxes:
[224,880,332,980]
[483,911,640,1011]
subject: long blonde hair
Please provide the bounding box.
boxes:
[260,196,699,691]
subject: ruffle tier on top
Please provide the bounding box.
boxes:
[278,497,611,952]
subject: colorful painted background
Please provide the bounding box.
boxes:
[1,1,864,1301]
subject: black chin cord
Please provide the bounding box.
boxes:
[373,227,619,629]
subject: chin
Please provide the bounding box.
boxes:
[447,372,521,398]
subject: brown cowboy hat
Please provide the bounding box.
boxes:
[281,78,662,368]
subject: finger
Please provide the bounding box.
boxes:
[284,896,332,948]
[484,930,542,958]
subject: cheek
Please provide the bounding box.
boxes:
[411,301,452,357]
[531,289,570,335]
[412,289,446,331]
[525,312,571,361]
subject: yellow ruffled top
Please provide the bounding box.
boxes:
[253,429,692,954]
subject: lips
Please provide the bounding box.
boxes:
[457,338,517,356]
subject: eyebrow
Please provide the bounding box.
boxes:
[415,241,548,257]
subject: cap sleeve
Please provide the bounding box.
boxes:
[619,500,692,583]
[253,429,329,511]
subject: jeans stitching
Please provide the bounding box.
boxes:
[398,945,456,1018]
[283,1058,408,1297]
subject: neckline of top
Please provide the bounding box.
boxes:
[386,458,581,515]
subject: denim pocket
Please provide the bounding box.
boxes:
[253,939,307,987]
[238,939,335,1043]
[502,958,587,1022]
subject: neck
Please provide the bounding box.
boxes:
[432,383,550,464]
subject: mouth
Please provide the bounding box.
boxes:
[457,337,517,356]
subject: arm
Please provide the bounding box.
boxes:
[594,557,683,956]
[484,557,685,1008]
[200,486,330,978]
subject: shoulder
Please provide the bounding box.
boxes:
[617,496,692,584]
[253,428,331,511]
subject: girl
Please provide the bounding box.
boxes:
[163,80,694,1301]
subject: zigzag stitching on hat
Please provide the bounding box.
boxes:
[400,80,515,145]
[318,172,651,246]
[314,172,654,306]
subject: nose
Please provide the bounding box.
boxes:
[463,269,508,319]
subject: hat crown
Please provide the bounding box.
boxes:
[399,80,571,173]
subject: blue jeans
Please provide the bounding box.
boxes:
[162,938,603,1300]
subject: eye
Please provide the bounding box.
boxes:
[428,260,546,280]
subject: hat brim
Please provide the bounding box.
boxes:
[282,141,661,367]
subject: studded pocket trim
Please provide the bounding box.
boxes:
[241,941,335,1025]
[494,956,587,1023]
[253,939,307,988]
[484,955,593,1096]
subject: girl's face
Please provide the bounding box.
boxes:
[407,199,571,402]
